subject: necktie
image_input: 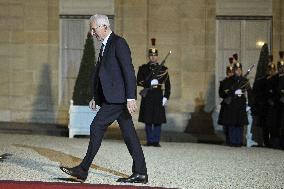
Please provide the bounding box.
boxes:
[96,43,104,75]
[99,43,105,60]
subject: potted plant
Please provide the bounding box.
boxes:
[68,32,97,138]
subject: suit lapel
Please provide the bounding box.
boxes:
[101,32,115,65]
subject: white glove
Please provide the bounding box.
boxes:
[234,89,243,95]
[162,97,168,106]
[150,79,158,86]
[246,106,251,112]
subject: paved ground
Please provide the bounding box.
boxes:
[0,133,284,189]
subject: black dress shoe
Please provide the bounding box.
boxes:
[229,144,242,147]
[59,165,88,183]
[152,142,161,147]
[117,173,148,184]
[143,142,153,147]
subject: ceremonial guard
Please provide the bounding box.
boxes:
[277,51,284,149]
[218,57,234,145]
[251,55,274,147]
[220,54,253,146]
[263,56,278,147]
[137,39,171,147]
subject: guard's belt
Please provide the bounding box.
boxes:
[151,85,161,89]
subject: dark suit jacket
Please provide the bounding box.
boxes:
[93,33,137,105]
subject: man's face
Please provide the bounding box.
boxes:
[235,68,242,76]
[279,67,284,74]
[267,66,276,76]
[227,71,234,77]
[268,69,276,76]
[149,55,158,63]
[90,22,105,41]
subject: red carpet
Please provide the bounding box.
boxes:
[0,180,167,189]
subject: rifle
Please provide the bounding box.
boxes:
[139,51,171,97]
[238,63,255,90]
[223,63,255,105]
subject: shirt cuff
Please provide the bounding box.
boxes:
[127,99,135,101]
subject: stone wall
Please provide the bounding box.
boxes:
[60,0,114,15]
[0,0,216,131]
[115,0,216,131]
[216,0,272,16]
[1,0,284,134]
[0,0,59,123]
[272,0,284,59]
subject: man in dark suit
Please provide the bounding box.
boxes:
[60,14,148,184]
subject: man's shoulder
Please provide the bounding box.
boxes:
[139,64,149,69]
[226,76,235,82]
[112,33,127,44]
[241,76,249,82]
[219,77,230,85]
[221,77,229,82]
[159,65,168,72]
[161,65,168,70]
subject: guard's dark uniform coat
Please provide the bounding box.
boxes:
[277,74,284,148]
[219,75,252,127]
[218,77,233,126]
[137,62,171,124]
[252,77,267,118]
[265,74,280,147]
[218,76,234,144]
[252,76,270,145]
[221,75,253,146]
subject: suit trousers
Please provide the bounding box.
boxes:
[80,102,147,174]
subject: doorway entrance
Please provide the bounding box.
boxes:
[215,17,272,106]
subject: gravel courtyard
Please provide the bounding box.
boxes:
[0,133,283,189]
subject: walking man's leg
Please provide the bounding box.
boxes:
[60,103,122,182]
[116,107,148,183]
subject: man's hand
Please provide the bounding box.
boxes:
[89,99,97,111]
[127,100,137,114]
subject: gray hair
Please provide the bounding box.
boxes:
[89,14,110,27]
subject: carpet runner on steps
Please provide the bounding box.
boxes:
[0,180,172,189]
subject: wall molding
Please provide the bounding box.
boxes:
[216,0,272,16]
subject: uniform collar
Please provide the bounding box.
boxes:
[148,61,158,66]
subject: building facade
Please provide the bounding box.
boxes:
[0,0,283,132]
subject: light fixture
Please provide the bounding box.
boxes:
[256,41,265,47]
